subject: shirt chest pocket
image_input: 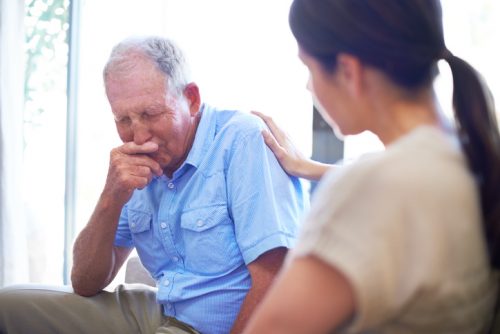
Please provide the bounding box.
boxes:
[180,206,241,274]
[127,209,159,272]
[128,209,152,234]
[180,206,228,232]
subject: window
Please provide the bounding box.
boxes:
[23,0,69,284]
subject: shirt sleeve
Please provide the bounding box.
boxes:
[226,122,308,265]
[114,203,134,248]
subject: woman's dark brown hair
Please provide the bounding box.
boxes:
[290,0,500,267]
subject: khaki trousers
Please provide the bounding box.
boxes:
[0,283,200,334]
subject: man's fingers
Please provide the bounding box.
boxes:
[113,144,163,176]
[104,142,164,203]
[120,141,159,155]
[127,155,162,176]
[128,176,150,191]
[108,163,155,192]
[131,165,154,178]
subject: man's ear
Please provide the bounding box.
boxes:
[336,53,363,97]
[183,82,201,116]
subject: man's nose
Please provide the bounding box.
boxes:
[131,121,153,145]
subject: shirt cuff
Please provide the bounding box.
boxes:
[114,237,133,248]
[241,232,296,264]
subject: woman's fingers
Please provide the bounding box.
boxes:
[252,110,286,143]
[262,129,286,160]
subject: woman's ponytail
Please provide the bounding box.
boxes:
[446,52,500,267]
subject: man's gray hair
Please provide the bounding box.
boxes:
[103,36,191,94]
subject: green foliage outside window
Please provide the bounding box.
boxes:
[24,0,69,140]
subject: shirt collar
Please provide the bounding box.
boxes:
[171,103,216,179]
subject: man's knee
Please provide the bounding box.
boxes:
[0,284,75,331]
[0,284,165,333]
[0,284,74,308]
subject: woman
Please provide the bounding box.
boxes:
[244,0,500,333]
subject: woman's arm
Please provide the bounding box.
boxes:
[252,111,332,181]
[242,255,356,334]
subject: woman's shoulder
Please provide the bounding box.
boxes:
[317,126,475,205]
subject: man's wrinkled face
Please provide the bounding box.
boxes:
[105,57,199,177]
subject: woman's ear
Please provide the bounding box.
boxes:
[336,53,363,97]
[183,82,201,115]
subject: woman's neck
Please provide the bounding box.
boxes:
[368,82,444,146]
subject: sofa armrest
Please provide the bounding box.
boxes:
[124,256,155,287]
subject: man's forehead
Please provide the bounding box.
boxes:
[106,50,153,73]
[106,54,165,90]
[106,63,166,95]
[107,84,167,111]
[106,59,163,83]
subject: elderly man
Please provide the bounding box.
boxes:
[0,36,306,333]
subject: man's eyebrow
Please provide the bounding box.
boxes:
[113,114,127,121]
[144,104,164,112]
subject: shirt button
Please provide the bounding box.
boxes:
[172,256,179,262]
[164,279,170,286]
[160,222,167,229]
[130,222,136,228]
[167,182,175,189]
[196,220,204,227]
[166,303,172,310]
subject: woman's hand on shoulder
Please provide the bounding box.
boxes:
[252,110,308,175]
[252,110,332,181]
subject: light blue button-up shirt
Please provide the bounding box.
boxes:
[115,104,308,334]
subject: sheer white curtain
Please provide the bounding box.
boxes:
[0,0,29,286]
